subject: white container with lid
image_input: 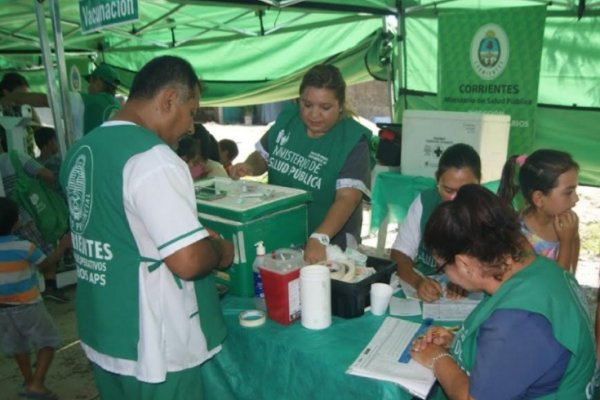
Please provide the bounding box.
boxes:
[300,265,331,330]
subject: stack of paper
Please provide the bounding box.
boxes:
[421,294,481,321]
[347,317,436,399]
[396,274,483,321]
[389,297,421,317]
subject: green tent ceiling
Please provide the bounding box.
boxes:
[0,0,395,105]
[0,0,598,183]
[1,0,598,107]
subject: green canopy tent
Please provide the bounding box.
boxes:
[0,0,394,105]
[0,0,598,184]
[0,0,395,156]
[394,0,600,185]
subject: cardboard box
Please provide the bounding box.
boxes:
[331,257,395,319]
[400,110,510,183]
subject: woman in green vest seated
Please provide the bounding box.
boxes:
[390,143,481,302]
[410,184,596,400]
[230,64,372,263]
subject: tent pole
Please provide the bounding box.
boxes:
[134,5,185,36]
[383,16,395,120]
[395,0,407,121]
[49,0,74,154]
[34,0,68,159]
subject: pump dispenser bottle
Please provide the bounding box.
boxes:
[253,241,266,309]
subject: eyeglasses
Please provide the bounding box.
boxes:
[434,259,451,274]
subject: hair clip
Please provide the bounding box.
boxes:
[516,154,528,167]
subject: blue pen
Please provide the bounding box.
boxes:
[398,318,433,363]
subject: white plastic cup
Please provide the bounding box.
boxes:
[300,265,331,330]
[370,283,393,316]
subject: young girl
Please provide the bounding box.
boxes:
[177,136,206,180]
[177,136,228,180]
[498,149,580,273]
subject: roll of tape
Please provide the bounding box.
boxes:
[239,309,266,328]
[319,260,356,282]
[321,261,345,280]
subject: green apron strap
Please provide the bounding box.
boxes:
[141,256,183,289]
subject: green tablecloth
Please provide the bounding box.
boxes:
[369,172,501,232]
[201,296,416,400]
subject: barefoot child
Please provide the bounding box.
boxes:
[0,197,71,400]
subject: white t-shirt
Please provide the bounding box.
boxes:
[390,194,423,259]
[205,159,228,178]
[122,144,208,260]
[68,92,85,142]
[79,122,219,382]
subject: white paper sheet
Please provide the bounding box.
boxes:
[347,317,436,399]
[389,297,422,317]
[396,276,418,299]
[395,273,446,299]
[421,292,482,321]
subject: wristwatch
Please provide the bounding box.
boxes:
[309,233,330,246]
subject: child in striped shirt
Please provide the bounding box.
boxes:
[0,197,70,400]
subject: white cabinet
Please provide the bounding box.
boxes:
[400,110,510,183]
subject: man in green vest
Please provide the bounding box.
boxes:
[75,63,122,138]
[59,56,234,400]
[0,63,121,143]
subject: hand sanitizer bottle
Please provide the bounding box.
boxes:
[253,241,266,310]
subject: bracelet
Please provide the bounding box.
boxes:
[429,352,452,371]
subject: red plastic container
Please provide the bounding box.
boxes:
[260,264,301,325]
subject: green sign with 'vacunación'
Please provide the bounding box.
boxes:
[79,0,138,34]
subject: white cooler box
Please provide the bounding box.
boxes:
[400,110,510,183]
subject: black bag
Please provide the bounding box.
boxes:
[375,123,401,166]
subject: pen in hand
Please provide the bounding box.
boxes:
[414,325,460,349]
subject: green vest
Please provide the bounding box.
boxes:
[80,92,121,134]
[415,188,441,275]
[266,104,370,237]
[435,257,596,399]
[195,274,227,351]
[60,124,225,362]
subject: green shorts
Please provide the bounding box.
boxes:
[91,362,205,400]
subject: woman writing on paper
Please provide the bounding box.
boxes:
[230,65,371,263]
[410,184,596,399]
[390,143,481,302]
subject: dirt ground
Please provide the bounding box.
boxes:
[1,123,598,400]
[0,285,98,400]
